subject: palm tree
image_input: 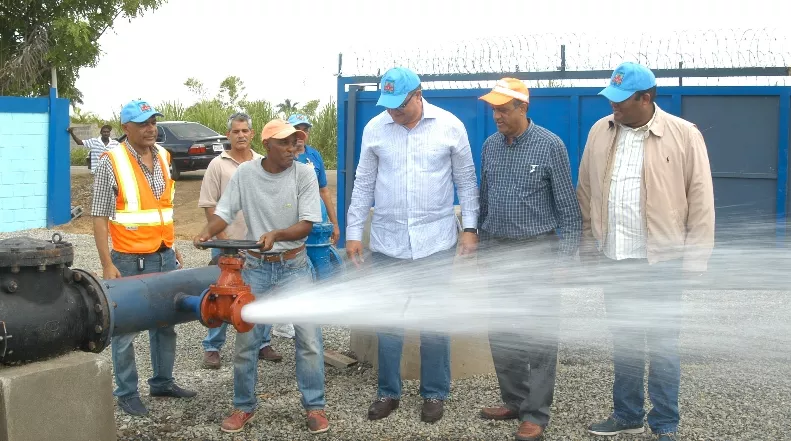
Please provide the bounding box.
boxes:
[276,99,300,117]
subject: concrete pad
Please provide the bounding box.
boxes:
[0,352,115,441]
[350,329,495,380]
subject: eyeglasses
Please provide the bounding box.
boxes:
[397,91,417,109]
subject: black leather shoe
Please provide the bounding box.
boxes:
[117,396,148,416]
[421,398,444,423]
[150,383,197,398]
[367,397,400,420]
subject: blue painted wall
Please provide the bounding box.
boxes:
[336,83,791,247]
[0,92,72,233]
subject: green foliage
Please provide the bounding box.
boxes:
[219,76,246,108]
[299,99,320,119]
[74,76,339,165]
[309,100,338,169]
[276,99,300,117]
[238,99,280,154]
[0,0,166,101]
[70,147,89,166]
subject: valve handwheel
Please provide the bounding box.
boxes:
[198,240,262,333]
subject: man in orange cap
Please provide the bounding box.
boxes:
[476,78,582,441]
[194,119,328,435]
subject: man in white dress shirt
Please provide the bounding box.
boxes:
[577,62,715,441]
[345,66,480,424]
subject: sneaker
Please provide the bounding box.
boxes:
[587,416,644,436]
[306,409,329,434]
[221,409,255,433]
[258,345,283,362]
[150,383,197,398]
[203,351,220,369]
[657,433,679,441]
[117,396,148,416]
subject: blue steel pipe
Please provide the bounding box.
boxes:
[105,266,219,336]
[306,222,345,281]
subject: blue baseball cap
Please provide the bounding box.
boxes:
[599,62,657,103]
[377,67,421,109]
[287,114,312,128]
[120,99,164,124]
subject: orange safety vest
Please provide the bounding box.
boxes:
[106,143,175,254]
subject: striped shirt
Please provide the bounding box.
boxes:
[603,110,657,260]
[346,99,480,260]
[478,120,582,257]
[91,142,167,219]
[84,137,119,174]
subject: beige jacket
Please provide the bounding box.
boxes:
[576,105,715,271]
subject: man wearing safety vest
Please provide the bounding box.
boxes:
[91,99,197,417]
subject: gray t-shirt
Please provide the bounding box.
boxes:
[215,159,322,252]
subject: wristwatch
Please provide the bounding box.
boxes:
[463,228,478,235]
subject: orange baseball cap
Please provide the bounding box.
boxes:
[260,119,307,142]
[479,78,530,106]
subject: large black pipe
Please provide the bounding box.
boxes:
[0,236,217,365]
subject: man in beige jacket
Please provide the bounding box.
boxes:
[577,62,714,441]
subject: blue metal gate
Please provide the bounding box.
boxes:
[336,82,791,248]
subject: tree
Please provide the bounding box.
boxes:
[219,75,246,109]
[299,99,320,119]
[184,77,207,100]
[0,0,166,102]
[276,99,300,117]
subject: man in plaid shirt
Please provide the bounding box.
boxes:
[476,78,582,441]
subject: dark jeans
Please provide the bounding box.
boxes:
[110,248,178,399]
[602,258,682,435]
[369,247,456,400]
[478,235,561,427]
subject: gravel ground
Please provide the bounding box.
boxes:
[2,229,790,441]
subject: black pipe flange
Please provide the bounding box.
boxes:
[0,234,74,270]
[0,234,110,364]
[71,269,112,353]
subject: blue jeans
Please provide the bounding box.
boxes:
[370,248,454,400]
[203,250,273,352]
[233,250,325,412]
[604,258,682,435]
[110,247,179,399]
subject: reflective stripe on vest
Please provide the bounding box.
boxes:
[107,143,175,253]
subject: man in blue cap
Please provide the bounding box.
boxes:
[346,67,480,423]
[91,99,196,416]
[288,113,339,243]
[577,62,715,441]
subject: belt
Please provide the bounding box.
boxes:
[488,230,557,244]
[246,244,306,262]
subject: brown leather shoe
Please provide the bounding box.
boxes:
[306,409,329,434]
[258,346,282,362]
[221,409,255,433]
[421,398,444,423]
[202,351,220,369]
[481,406,518,420]
[367,397,399,420]
[515,421,545,441]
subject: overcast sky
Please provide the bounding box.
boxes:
[74,0,789,119]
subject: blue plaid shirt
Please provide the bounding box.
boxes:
[478,120,582,257]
